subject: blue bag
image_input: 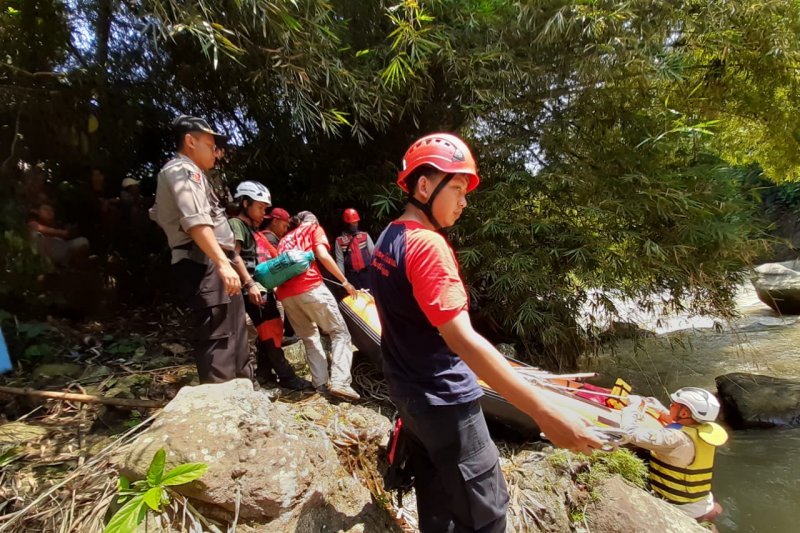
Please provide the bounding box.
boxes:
[253,250,315,290]
[0,326,11,374]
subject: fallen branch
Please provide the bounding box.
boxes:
[0,386,167,409]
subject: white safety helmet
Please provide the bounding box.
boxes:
[234,181,271,205]
[670,387,720,422]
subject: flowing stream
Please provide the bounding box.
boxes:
[584,284,800,533]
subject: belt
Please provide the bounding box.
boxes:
[172,242,236,264]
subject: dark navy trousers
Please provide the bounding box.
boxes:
[395,399,509,533]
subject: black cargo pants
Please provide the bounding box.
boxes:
[395,399,509,533]
[172,257,252,384]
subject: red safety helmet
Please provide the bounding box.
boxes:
[397,133,480,193]
[343,208,360,223]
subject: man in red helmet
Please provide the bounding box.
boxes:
[370,133,603,532]
[334,208,374,291]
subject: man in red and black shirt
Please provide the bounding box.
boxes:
[371,133,602,532]
[277,211,360,401]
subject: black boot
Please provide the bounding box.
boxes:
[255,341,279,385]
[280,374,314,391]
[262,340,313,391]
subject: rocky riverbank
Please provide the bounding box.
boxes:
[0,307,708,532]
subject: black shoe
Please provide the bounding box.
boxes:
[279,375,314,391]
[256,372,279,387]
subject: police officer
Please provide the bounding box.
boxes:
[150,115,252,384]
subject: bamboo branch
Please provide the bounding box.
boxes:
[0,386,166,409]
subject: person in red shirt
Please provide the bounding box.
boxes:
[276,211,360,401]
[371,133,603,532]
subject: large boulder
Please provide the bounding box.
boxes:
[716,373,800,429]
[751,261,800,314]
[117,379,397,532]
[587,477,706,533]
[503,448,705,533]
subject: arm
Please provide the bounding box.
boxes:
[29,221,70,239]
[233,241,262,305]
[315,244,357,298]
[620,402,694,466]
[366,234,375,256]
[439,312,602,454]
[334,239,345,273]
[187,225,241,295]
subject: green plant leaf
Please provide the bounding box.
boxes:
[142,486,163,511]
[161,462,208,486]
[146,448,166,487]
[103,494,147,533]
[118,476,130,491]
[23,343,54,359]
[17,322,51,339]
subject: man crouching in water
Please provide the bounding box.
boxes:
[370,133,603,532]
[622,387,728,530]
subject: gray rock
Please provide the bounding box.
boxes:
[505,449,707,533]
[716,372,800,429]
[587,477,706,533]
[117,379,397,531]
[751,261,800,314]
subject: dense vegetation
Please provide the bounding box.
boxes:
[3,0,800,368]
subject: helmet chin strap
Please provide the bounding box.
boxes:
[408,173,454,230]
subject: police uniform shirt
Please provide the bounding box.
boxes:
[149,154,235,261]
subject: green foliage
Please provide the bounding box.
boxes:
[584,448,648,490]
[104,448,208,533]
[547,448,573,470]
[1,316,61,362]
[106,337,146,357]
[2,0,798,366]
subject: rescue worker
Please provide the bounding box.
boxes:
[150,115,252,384]
[276,211,360,401]
[260,207,299,345]
[262,207,291,247]
[334,208,374,291]
[229,181,312,390]
[621,387,729,525]
[370,133,602,533]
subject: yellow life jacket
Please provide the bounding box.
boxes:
[606,377,632,409]
[649,423,728,504]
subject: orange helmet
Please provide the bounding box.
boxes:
[397,133,480,193]
[343,208,360,224]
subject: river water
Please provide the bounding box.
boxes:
[584,284,800,533]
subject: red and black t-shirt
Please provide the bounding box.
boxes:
[370,220,482,405]
[275,224,327,300]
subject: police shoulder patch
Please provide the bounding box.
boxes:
[188,171,203,185]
